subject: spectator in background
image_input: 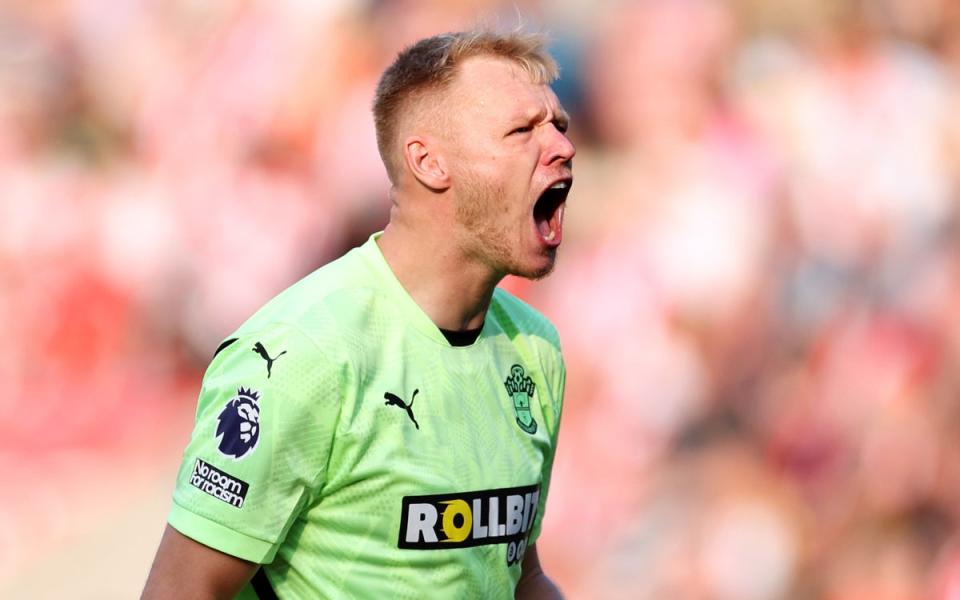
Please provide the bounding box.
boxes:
[5,0,960,597]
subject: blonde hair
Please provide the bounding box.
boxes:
[373,29,559,183]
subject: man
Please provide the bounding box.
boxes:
[142,27,575,599]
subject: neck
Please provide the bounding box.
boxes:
[376,217,502,331]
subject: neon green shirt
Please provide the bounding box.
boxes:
[168,234,565,598]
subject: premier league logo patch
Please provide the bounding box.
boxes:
[215,387,261,459]
[505,365,537,435]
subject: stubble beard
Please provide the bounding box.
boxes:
[454,171,556,281]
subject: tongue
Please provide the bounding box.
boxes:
[536,208,563,244]
[537,217,555,241]
[534,189,563,244]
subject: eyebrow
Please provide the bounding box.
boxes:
[517,106,571,128]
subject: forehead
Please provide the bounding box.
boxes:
[446,55,563,120]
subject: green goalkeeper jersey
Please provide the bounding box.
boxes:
[168,234,565,599]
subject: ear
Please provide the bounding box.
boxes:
[402,136,450,192]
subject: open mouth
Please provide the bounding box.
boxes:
[533,179,571,246]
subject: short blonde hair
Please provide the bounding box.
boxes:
[373,29,560,183]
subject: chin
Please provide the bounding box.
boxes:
[509,251,557,281]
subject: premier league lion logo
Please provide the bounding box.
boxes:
[216,387,261,459]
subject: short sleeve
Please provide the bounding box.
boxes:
[168,324,344,563]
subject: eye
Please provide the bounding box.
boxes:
[553,120,569,134]
[510,125,533,135]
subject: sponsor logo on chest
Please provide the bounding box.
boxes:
[398,484,540,565]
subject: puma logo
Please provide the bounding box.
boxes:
[384,389,420,430]
[252,342,287,378]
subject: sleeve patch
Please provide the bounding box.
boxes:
[215,387,262,459]
[190,459,251,508]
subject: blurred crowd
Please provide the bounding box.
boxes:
[4,0,960,597]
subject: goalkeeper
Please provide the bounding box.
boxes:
[143,26,575,599]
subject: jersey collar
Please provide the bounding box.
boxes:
[359,232,495,347]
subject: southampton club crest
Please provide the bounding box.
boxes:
[215,387,261,459]
[504,364,537,434]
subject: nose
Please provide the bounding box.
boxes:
[542,124,576,167]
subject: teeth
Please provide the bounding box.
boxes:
[550,181,569,190]
[544,230,555,241]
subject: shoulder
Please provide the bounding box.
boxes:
[490,288,566,439]
[489,287,562,355]
[231,243,384,349]
[488,287,565,390]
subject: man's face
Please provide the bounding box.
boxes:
[441,56,575,280]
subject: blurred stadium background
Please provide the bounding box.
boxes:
[4,0,960,597]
